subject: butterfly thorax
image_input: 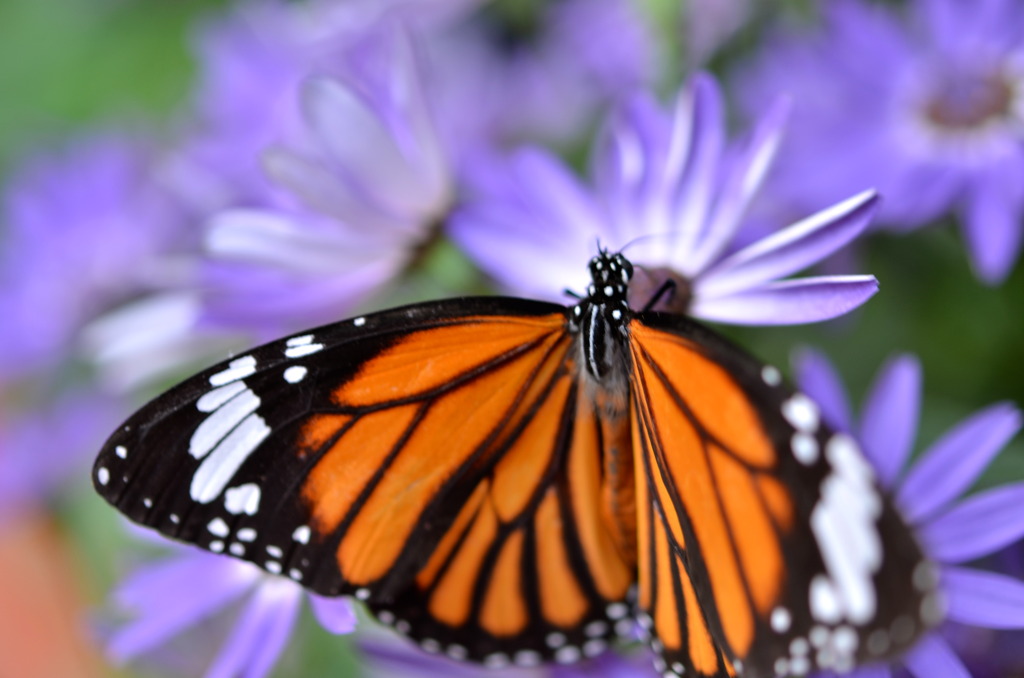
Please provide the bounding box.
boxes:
[571,251,633,386]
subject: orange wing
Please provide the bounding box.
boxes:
[626,315,939,678]
[94,297,634,666]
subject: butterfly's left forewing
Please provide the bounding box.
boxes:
[93,297,633,665]
[626,314,942,678]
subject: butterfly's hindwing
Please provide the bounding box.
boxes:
[627,312,941,677]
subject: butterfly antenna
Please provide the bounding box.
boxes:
[620,231,683,255]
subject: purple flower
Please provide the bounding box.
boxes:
[0,134,184,379]
[795,350,1024,677]
[451,74,879,326]
[171,0,473,212]
[359,633,655,678]
[107,546,356,678]
[427,0,656,153]
[0,390,123,523]
[199,19,453,335]
[739,0,1024,284]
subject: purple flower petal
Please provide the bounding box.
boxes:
[690,275,878,325]
[205,579,303,678]
[898,403,1022,523]
[206,209,377,273]
[696,191,878,297]
[792,347,855,432]
[859,354,921,487]
[903,633,971,678]
[922,483,1024,563]
[962,156,1024,284]
[309,595,358,635]
[302,73,444,220]
[688,96,789,272]
[943,566,1024,629]
[666,74,725,261]
[108,555,257,662]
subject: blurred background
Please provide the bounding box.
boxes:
[1,0,1022,676]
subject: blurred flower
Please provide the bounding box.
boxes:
[107,547,356,678]
[0,390,122,523]
[359,632,655,678]
[200,20,454,335]
[427,0,656,154]
[452,74,879,326]
[0,134,186,380]
[740,0,1024,283]
[795,350,1024,678]
[170,0,477,213]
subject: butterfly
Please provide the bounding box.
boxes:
[94,249,941,677]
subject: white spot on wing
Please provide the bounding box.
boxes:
[190,413,271,503]
[196,381,246,413]
[237,528,257,542]
[225,483,261,515]
[762,365,782,386]
[792,432,819,465]
[209,356,257,387]
[97,467,110,485]
[208,517,230,538]
[190,385,260,459]
[284,334,323,358]
[809,433,883,626]
[771,606,791,632]
[782,393,820,432]
[229,542,245,556]
[284,366,307,383]
[545,632,567,648]
[810,575,842,624]
[115,445,128,459]
[607,602,629,619]
[353,317,366,327]
[514,650,541,667]
[555,646,580,664]
[267,545,283,558]
[293,525,311,544]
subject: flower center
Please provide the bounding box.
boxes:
[924,68,1016,131]
[627,266,694,315]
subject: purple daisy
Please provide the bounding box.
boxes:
[451,74,879,326]
[0,133,185,380]
[170,0,474,213]
[426,0,656,154]
[107,545,356,678]
[199,17,454,335]
[358,632,655,678]
[739,0,1024,284]
[795,349,1024,677]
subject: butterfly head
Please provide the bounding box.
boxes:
[586,250,633,305]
